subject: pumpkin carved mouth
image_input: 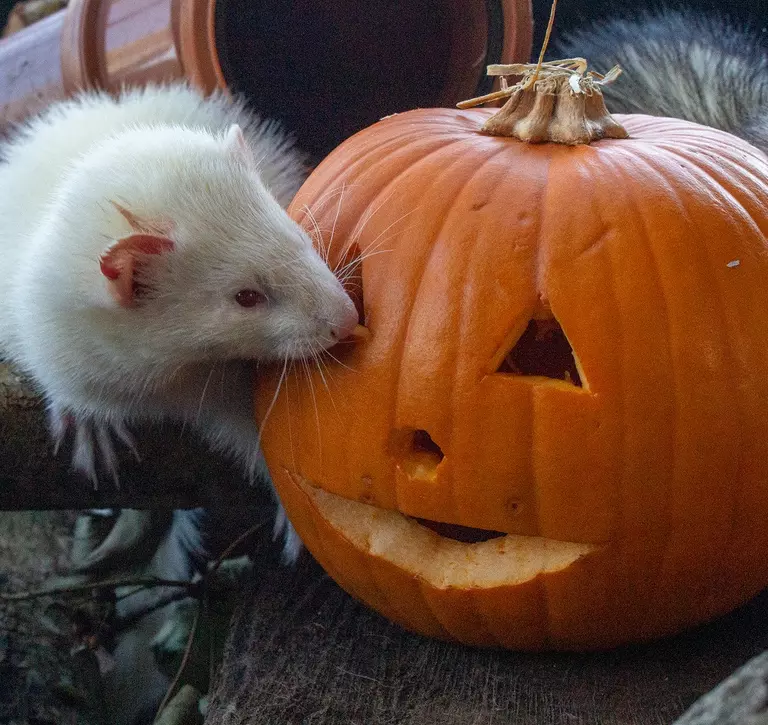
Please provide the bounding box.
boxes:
[415,518,506,543]
[294,477,600,589]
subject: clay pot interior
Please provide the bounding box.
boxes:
[214,0,504,159]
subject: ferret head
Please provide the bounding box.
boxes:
[83,124,358,365]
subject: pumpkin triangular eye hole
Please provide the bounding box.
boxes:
[497,317,582,387]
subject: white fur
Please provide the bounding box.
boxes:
[0,84,358,559]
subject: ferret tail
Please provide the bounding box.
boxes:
[553,9,768,152]
[71,508,208,581]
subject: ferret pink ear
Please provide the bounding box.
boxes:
[110,201,174,237]
[225,124,254,167]
[100,233,175,308]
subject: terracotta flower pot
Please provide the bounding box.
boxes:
[0,0,532,157]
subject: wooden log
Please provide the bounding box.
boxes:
[0,362,265,510]
[205,551,768,725]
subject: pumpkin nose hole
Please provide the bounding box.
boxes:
[498,317,582,386]
[412,429,443,460]
[394,429,444,481]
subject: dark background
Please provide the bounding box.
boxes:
[0,0,764,48]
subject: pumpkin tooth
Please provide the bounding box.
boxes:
[347,324,370,341]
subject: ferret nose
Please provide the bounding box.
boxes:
[329,300,360,343]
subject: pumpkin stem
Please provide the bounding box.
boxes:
[457,0,628,145]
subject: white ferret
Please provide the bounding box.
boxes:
[0,84,358,557]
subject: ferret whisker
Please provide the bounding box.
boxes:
[286,358,298,471]
[360,210,418,253]
[336,280,361,296]
[302,205,328,263]
[255,355,289,449]
[323,349,357,373]
[333,235,400,284]
[327,182,346,253]
[346,190,408,252]
[301,356,322,454]
[334,251,380,289]
[195,364,217,423]
[305,183,351,218]
[332,219,410,279]
[312,346,342,421]
[349,190,397,243]
[334,259,361,279]
[313,350,331,394]
[353,247,395,265]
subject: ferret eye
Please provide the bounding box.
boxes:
[235,289,267,308]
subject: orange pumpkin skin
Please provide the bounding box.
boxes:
[255,108,768,650]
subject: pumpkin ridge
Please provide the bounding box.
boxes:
[416,578,503,646]
[531,146,585,553]
[648,152,745,598]
[533,152,555,303]
[333,129,457,184]
[668,147,767,244]
[444,141,533,528]
[612,151,676,607]
[336,135,481,263]
[391,142,510,520]
[303,134,469,233]
[525,146,552,545]
[616,114,766,162]
[621,150,730,611]
[675,150,747,578]
[665,150,768,581]
[351,132,465,181]
[449,219,481,530]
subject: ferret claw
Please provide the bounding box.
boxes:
[73,420,99,488]
[49,410,137,487]
[111,419,140,462]
[48,406,73,455]
[94,424,120,488]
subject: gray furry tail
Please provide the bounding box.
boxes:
[553,10,768,151]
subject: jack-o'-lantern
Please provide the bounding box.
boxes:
[254,56,768,650]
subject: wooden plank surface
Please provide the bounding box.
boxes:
[206,553,768,725]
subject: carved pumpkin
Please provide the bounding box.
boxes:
[255,61,768,650]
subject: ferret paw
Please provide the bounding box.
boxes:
[273,502,303,566]
[48,409,139,487]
